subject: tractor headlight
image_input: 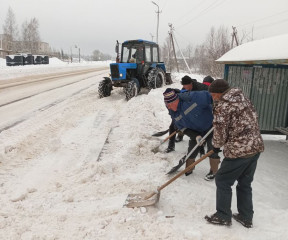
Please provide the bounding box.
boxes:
[120,73,123,77]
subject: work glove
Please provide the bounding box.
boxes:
[213,147,222,153]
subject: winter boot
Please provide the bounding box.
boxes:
[185,158,195,176]
[205,158,220,181]
[175,132,184,142]
[205,213,232,226]
[165,139,175,153]
[232,213,253,228]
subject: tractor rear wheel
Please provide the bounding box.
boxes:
[147,68,166,90]
[98,78,113,98]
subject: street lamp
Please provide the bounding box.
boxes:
[75,45,81,63]
[151,1,161,43]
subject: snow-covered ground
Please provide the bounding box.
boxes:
[0,58,287,240]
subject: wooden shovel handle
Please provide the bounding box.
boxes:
[144,191,158,200]
[161,131,177,143]
[158,150,215,191]
[145,150,215,200]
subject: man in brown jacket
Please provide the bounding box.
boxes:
[205,79,264,228]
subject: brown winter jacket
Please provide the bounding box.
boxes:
[212,88,264,159]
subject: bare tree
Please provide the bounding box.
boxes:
[21,18,41,54]
[2,7,19,52]
[193,26,231,77]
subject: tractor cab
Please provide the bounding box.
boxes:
[121,40,157,64]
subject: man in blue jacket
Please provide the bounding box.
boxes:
[163,88,219,177]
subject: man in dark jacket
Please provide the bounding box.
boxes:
[174,76,198,142]
[205,79,264,227]
[167,75,208,147]
[163,88,218,177]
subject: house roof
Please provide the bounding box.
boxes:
[216,34,288,64]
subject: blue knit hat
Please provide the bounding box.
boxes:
[163,88,178,104]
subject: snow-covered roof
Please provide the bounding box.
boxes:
[216,34,288,64]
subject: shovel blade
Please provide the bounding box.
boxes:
[152,129,169,137]
[166,164,182,174]
[123,191,160,208]
[166,156,186,174]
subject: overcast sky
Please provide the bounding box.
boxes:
[1,0,288,56]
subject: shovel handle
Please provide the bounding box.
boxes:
[152,131,177,152]
[161,131,177,143]
[158,150,215,192]
[144,190,158,200]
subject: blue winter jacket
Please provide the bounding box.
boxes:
[168,91,213,134]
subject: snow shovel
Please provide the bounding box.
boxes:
[166,127,214,174]
[124,150,215,208]
[152,129,169,137]
[151,131,177,153]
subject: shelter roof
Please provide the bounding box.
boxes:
[216,34,288,64]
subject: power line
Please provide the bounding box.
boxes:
[160,0,169,11]
[255,17,288,30]
[176,0,227,29]
[236,9,288,28]
[174,29,192,45]
[174,0,210,23]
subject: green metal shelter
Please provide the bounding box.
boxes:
[216,34,288,134]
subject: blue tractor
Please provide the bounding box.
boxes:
[98,39,172,100]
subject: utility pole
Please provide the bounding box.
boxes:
[168,23,179,72]
[78,47,81,63]
[231,26,239,48]
[150,33,155,42]
[152,1,161,44]
[70,46,73,63]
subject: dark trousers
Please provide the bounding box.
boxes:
[169,122,219,159]
[184,128,219,159]
[215,153,260,221]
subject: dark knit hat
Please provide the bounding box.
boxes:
[203,75,214,84]
[163,88,178,104]
[208,79,230,93]
[181,75,193,85]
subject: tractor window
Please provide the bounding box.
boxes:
[122,46,130,62]
[124,46,143,63]
[153,47,158,62]
[145,46,151,62]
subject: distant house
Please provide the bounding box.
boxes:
[216,34,288,134]
[0,33,13,58]
[0,33,50,57]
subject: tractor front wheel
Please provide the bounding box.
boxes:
[98,78,113,98]
[124,79,139,101]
